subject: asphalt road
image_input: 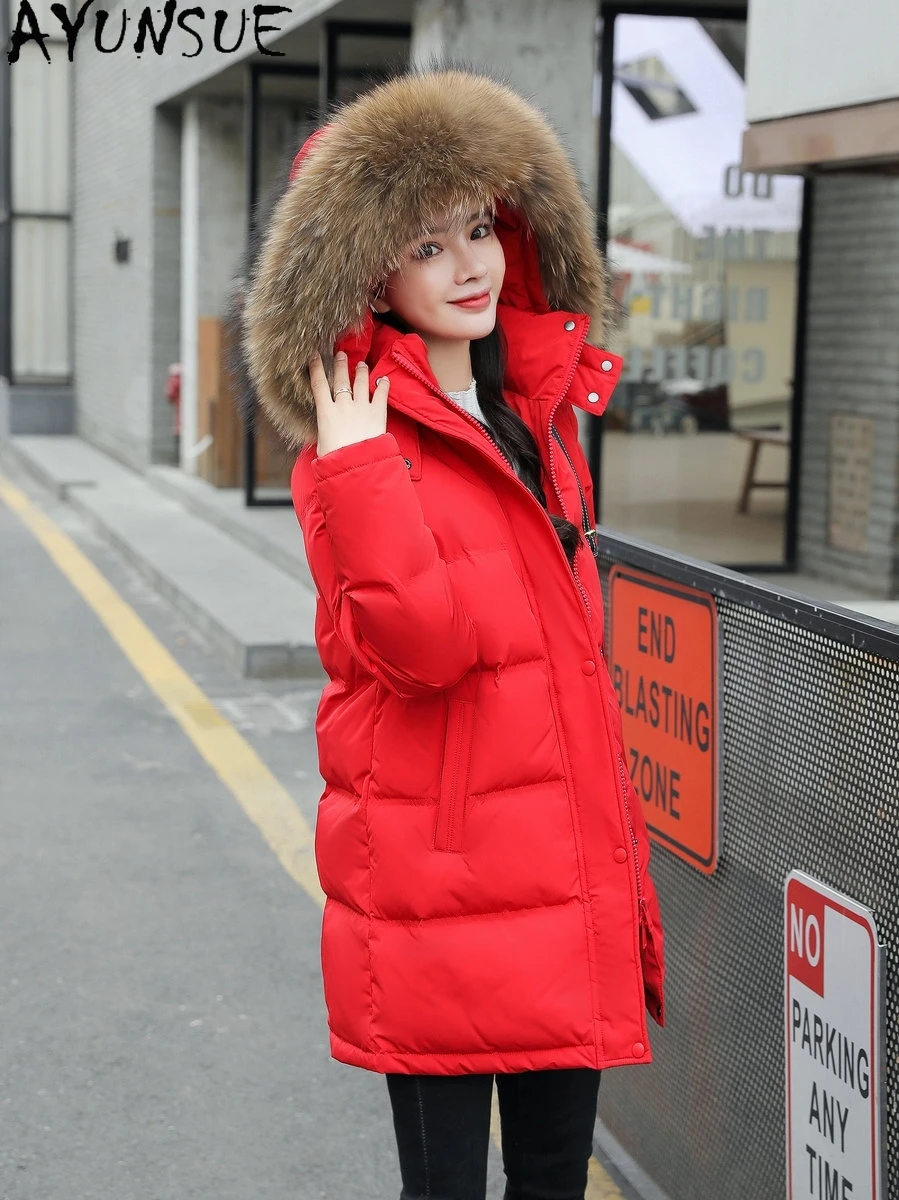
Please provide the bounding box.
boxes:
[0,453,635,1200]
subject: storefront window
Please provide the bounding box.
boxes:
[599,15,803,566]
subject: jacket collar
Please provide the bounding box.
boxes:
[338,304,594,421]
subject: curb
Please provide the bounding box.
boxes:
[594,1120,672,1200]
[145,467,313,586]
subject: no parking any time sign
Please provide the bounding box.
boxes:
[786,871,884,1199]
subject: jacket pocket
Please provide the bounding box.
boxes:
[639,874,666,1027]
[434,698,475,853]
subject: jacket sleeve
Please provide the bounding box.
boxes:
[293,432,479,698]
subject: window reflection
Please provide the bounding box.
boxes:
[599,15,803,566]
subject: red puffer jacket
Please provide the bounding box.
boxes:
[291,307,665,1076]
[245,67,666,1076]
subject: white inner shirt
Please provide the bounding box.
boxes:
[444,378,520,478]
[444,378,489,427]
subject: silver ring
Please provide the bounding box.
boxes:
[333,386,352,395]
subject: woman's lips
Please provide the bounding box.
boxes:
[450,291,491,310]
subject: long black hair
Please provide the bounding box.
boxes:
[375,308,583,568]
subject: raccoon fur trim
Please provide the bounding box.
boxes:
[241,63,612,448]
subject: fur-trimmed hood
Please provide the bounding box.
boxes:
[242,64,613,449]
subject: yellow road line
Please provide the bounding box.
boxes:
[2,468,625,1198]
[587,1152,628,1200]
[0,471,324,908]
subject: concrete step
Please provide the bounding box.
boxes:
[4,436,325,681]
[144,465,312,586]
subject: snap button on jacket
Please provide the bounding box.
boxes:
[243,67,666,1076]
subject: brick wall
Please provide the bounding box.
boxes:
[798,175,899,596]
[73,45,156,468]
[151,105,182,465]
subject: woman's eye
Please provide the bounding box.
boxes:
[416,243,440,259]
[472,222,493,239]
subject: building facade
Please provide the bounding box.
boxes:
[1,0,73,435]
[743,0,899,594]
[3,0,899,595]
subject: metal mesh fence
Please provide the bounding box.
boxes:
[595,538,898,1200]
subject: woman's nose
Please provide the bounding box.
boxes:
[456,248,488,280]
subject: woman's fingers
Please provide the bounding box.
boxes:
[353,357,369,402]
[309,351,337,416]
[309,351,389,457]
[332,350,352,398]
[309,351,387,406]
[371,371,389,417]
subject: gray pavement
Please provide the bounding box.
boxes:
[146,466,312,586]
[0,445,655,1200]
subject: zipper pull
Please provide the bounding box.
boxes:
[639,896,649,949]
[494,664,502,688]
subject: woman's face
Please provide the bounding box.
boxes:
[374,207,506,346]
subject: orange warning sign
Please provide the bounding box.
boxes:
[608,566,719,874]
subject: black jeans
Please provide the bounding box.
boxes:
[385,1068,601,1200]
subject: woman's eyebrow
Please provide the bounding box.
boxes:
[424,210,488,235]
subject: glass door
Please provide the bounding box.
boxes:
[595,10,805,568]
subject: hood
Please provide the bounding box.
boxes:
[242,63,613,449]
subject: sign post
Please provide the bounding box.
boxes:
[608,565,718,873]
[785,871,883,1199]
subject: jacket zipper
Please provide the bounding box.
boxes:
[391,344,595,621]
[617,751,648,947]
[390,351,580,583]
[545,322,593,620]
[550,423,597,557]
[543,330,647,940]
[394,342,647,943]
[391,350,517,471]
[549,422,598,622]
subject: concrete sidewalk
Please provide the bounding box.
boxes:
[2,436,324,681]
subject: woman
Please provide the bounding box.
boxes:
[243,64,666,1200]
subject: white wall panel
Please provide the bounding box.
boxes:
[12,217,70,377]
[11,46,70,213]
[746,0,899,122]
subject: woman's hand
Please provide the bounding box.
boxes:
[311,350,389,457]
